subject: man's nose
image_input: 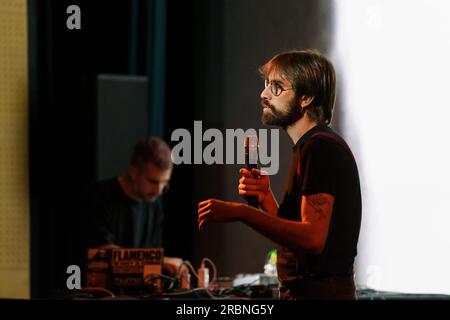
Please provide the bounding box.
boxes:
[260,85,272,100]
[157,183,165,194]
[148,182,163,194]
[153,182,166,195]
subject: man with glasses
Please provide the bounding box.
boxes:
[83,137,172,249]
[198,50,362,299]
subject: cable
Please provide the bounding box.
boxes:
[144,273,177,284]
[164,257,250,300]
[182,260,200,281]
[79,287,116,299]
[162,287,249,300]
[181,258,247,300]
[165,260,197,291]
[201,257,217,286]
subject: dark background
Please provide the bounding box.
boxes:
[28,0,333,298]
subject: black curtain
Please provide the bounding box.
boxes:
[28,0,198,298]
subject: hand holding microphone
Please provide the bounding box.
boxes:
[238,168,271,207]
[242,135,271,207]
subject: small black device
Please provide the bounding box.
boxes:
[244,135,259,208]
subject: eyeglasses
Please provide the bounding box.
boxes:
[264,79,295,96]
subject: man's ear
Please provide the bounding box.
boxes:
[300,95,315,108]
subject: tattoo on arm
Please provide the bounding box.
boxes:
[305,194,331,220]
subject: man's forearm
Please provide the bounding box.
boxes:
[237,203,319,254]
[260,190,279,216]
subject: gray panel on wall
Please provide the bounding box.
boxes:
[97,74,148,180]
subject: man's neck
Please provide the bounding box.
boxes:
[286,117,318,145]
[117,175,141,202]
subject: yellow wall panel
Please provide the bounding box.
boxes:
[0,0,29,299]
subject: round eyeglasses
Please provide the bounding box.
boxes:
[264,79,295,96]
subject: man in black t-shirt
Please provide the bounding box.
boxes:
[198,50,362,299]
[80,137,183,275]
[84,137,172,249]
[83,177,166,249]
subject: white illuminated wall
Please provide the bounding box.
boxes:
[333,0,450,294]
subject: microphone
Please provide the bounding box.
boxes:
[244,135,259,208]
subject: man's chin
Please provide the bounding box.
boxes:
[143,195,158,203]
[261,113,278,126]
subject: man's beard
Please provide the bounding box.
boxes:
[131,182,156,203]
[261,98,304,129]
